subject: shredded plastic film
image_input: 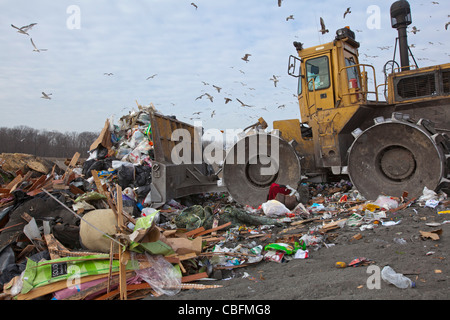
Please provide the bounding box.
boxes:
[132,253,182,296]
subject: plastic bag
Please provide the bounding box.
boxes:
[261,200,290,217]
[418,186,437,202]
[372,195,398,210]
[132,253,181,296]
[264,243,295,255]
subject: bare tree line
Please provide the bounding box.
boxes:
[0,126,99,158]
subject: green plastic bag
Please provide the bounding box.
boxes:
[264,242,305,255]
[264,243,295,255]
[21,255,139,294]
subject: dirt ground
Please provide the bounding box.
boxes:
[148,204,450,302]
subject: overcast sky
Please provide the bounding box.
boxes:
[0,0,448,134]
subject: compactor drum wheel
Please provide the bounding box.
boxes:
[223,132,301,207]
[348,115,449,201]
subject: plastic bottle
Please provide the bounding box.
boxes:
[381,266,415,289]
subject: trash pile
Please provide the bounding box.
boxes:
[1,106,449,299]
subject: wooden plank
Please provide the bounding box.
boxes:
[91,170,107,196]
[94,284,161,300]
[16,272,121,300]
[67,152,81,168]
[184,226,205,238]
[27,175,47,191]
[193,222,231,238]
[181,272,208,283]
[0,222,24,233]
[69,184,85,195]
[178,252,198,261]
[5,175,22,190]
[116,184,127,301]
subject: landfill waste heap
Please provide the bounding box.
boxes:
[0,105,449,300]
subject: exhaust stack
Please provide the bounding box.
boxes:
[390,0,412,71]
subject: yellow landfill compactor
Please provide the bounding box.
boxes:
[222,0,450,206]
[149,0,449,208]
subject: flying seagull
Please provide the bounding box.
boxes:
[236,98,253,108]
[278,0,282,7]
[204,93,214,102]
[211,110,216,118]
[319,17,329,34]
[241,54,251,62]
[30,38,47,52]
[191,2,198,9]
[445,22,449,30]
[41,92,52,100]
[270,75,279,87]
[212,85,222,93]
[104,72,113,76]
[224,97,232,104]
[343,7,351,19]
[195,93,214,102]
[11,23,37,35]
[286,15,294,21]
[411,26,420,34]
[146,74,157,79]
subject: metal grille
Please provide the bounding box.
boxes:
[443,70,450,94]
[396,73,436,99]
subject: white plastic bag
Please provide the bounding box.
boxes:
[261,200,290,216]
[372,195,398,210]
[419,186,438,202]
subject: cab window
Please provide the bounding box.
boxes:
[306,56,330,91]
[345,57,360,87]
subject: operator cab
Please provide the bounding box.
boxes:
[288,26,368,124]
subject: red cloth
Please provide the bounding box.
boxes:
[268,183,290,200]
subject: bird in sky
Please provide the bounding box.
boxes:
[411,26,420,34]
[343,7,351,19]
[104,73,113,76]
[241,54,251,62]
[270,75,279,87]
[319,17,329,34]
[211,110,216,118]
[224,97,232,104]
[146,74,157,79]
[196,93,214,102]
[193,111,202,115]
[204,93,214,102]
[445,22,449,30]
[236,98,254,108]
[11,23,37,36]
[286,15,294,21]
[41,92,52,100]
[212,85,221,93]
[30,38,47,52]
[278,0,282,7]
[191,2,198,10]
